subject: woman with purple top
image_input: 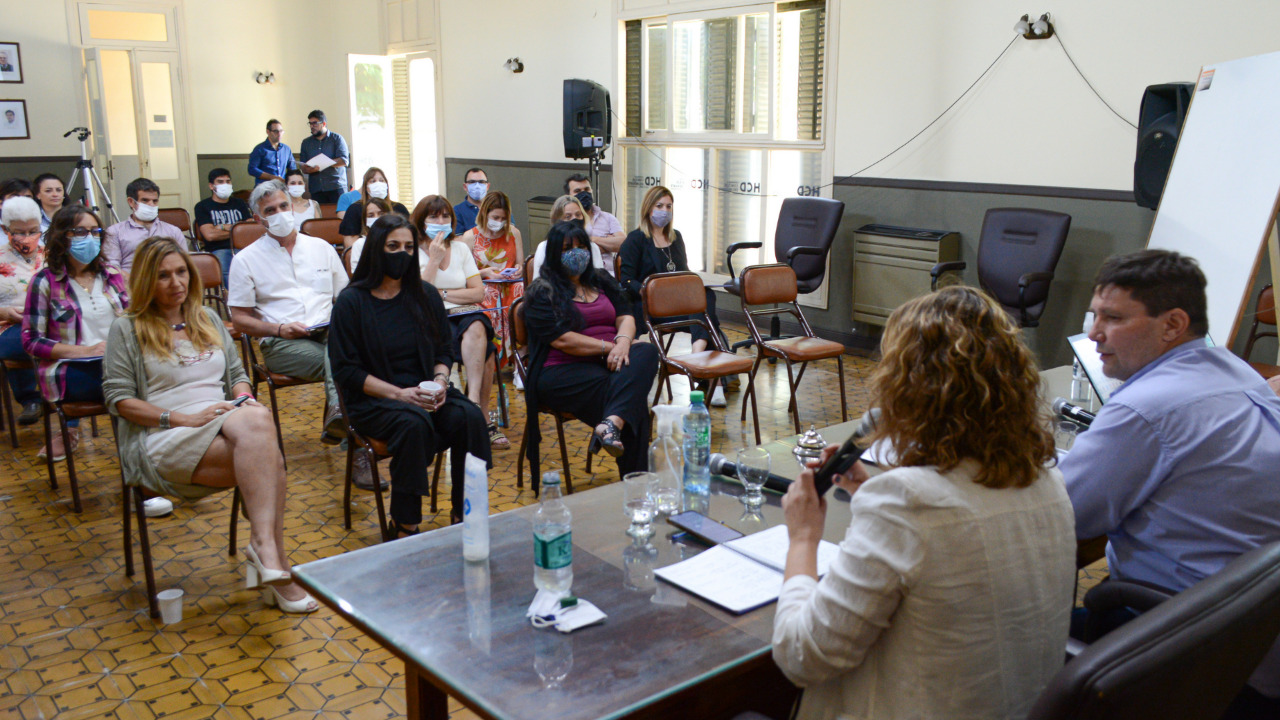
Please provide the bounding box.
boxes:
[522,222,659,480]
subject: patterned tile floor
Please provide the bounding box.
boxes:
[0,324,1100,719]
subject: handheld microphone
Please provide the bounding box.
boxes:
[1052,397,1096,428]
[708,454,795,495]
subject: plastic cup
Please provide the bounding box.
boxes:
[418,380,443,393]
[157,588,183,624]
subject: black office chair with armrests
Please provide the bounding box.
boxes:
[1027,541,1280,720]
[930,208,1071,328]
[722,197,845,353]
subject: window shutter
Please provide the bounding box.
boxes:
[392,57,413,201]
[779,0,825,141]
[625,20,641,138]
[703,18,737,132]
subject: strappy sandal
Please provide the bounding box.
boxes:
[589,419,626,459]
[387,521,420,540]
[489,424,510,450]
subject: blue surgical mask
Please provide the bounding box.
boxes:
[424,223,452,238]
[69,236,101,264]
[466,182,488,202]
[561,248,591,276]
[650,209,671,228]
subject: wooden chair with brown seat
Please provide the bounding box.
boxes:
[189,252,237,327]
[122,469,243,619]
[230,220,261,251]
[300,218,344,251]
[1243,284,1278,380]
[318,203,338,219]
[642,271,758,426]
[335,387,445,541]
[737,264,848,442]
[237,334,325,469]
[158,207,196,249]
[0,357,35,448]
[42,397,112,513]
[510,296,579,496]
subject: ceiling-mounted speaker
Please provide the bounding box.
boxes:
[1134,82,1194,210]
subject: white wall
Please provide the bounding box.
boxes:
[833,0,1280,190]
[438,0,614,163]
[0,0,86,156]
[184,0,384,154]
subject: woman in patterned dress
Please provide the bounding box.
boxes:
[460,191,523,348]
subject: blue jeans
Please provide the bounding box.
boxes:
[211,248,234,289]
[58,360,104,428]
[0,325,39,406]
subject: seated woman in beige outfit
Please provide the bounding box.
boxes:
[775,286,1077,720]
[103,237,317,614]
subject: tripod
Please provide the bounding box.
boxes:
[64,127,119,225]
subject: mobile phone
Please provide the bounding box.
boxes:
[812,438,864,498]
[666,511,744,546]
[231,395,252,408]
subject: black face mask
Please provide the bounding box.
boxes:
[383,250,412,280]
[575,190,594,213]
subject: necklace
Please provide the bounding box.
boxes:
[657,244,676,272]
[171,322,186,331]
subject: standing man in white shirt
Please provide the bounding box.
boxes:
[228,180,349,444]
[564,173,625,277]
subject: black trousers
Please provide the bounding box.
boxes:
[535,342,660,477]
[349,391,491,524]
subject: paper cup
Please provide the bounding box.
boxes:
[418,381,443,393]
[157,588,183,624]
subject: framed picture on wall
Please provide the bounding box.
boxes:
[0,99,30,140]
[0,43,22,83]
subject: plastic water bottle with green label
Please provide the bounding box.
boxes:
[533,471,573,595]
[682,390,711,499]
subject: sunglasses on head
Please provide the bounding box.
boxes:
[68,228,103,238]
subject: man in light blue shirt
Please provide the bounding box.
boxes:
[1062,249,1280,710]
[247,119,296,185]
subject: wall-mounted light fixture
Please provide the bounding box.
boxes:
[503,57,524,74]
[1013,13,1054,40]
[254,71,276,85]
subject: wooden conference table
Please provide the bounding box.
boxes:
[292,365,1097,720]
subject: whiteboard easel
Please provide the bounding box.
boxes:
[1146,51,1280,347]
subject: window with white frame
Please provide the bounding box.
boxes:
[619,0,828,289]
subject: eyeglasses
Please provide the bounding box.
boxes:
[307,120,323,126]
[7,229,41,239]
[68,228,103,238]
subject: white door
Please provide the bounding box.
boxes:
[81,47,137,221]
[134,50,191,210]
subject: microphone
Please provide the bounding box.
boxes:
[709,454,795,495]
[1052,397,1096,428]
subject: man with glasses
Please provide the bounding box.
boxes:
[298,110,349,205]
[248,119,296,186]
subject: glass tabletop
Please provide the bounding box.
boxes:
[293,477,850,720]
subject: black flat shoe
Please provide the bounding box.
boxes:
[589,419,625,459]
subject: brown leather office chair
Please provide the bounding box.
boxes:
[1028,541,1280,720]
[1243,284,1278,380]
[510,297,578,496]
[300,218,344,250]
[738,264,848,442]
[335,387,444,541]
[722,197,845,353]
[158,207,196,249]
[230,220,261,251]
[931,208,1071,328]
[643,271,758,422]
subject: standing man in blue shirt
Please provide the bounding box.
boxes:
[453,167,488,235]
[1062,249,1280,717]
[248,119,296,185]
[298,110,350,205]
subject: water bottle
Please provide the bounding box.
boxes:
[682,390,711,499]
[534,471,573,596]
[462,453,489,561]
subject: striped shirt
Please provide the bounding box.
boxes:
[21,264,129,401]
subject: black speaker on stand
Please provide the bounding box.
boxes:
[1134,82,1194,210]
[563,79,612,194]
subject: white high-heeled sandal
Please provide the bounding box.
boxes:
[243,544,291,588]
[263,585,319,613]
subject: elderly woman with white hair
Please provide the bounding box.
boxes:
[0,195,45,424]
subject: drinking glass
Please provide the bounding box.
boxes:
[651,470,681,516]
[1054,420,1079,452]
[736,448,771,508]
[623,472,657,540]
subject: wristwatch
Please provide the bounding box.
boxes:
[159,411,171,430]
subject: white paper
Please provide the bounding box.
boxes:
[305,153,336,171]
[723,525,839,575]
[861,437,898,467]
[654,545,783,614]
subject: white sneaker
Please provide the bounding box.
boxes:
[514,373,524,391]
[143,497,173,518]
[710,385,727,407]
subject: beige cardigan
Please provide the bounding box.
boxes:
[102,307,250,499]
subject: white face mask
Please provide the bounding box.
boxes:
[365,216,378,228]
[287,184,306,198]
[133,202,159,222]
[213,183,233,199]
[265,211,295,238]
[367,181,389,199]
[487,218,505,234]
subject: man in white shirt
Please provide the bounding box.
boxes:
[565,174,625,276]
[229,180,348,444]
